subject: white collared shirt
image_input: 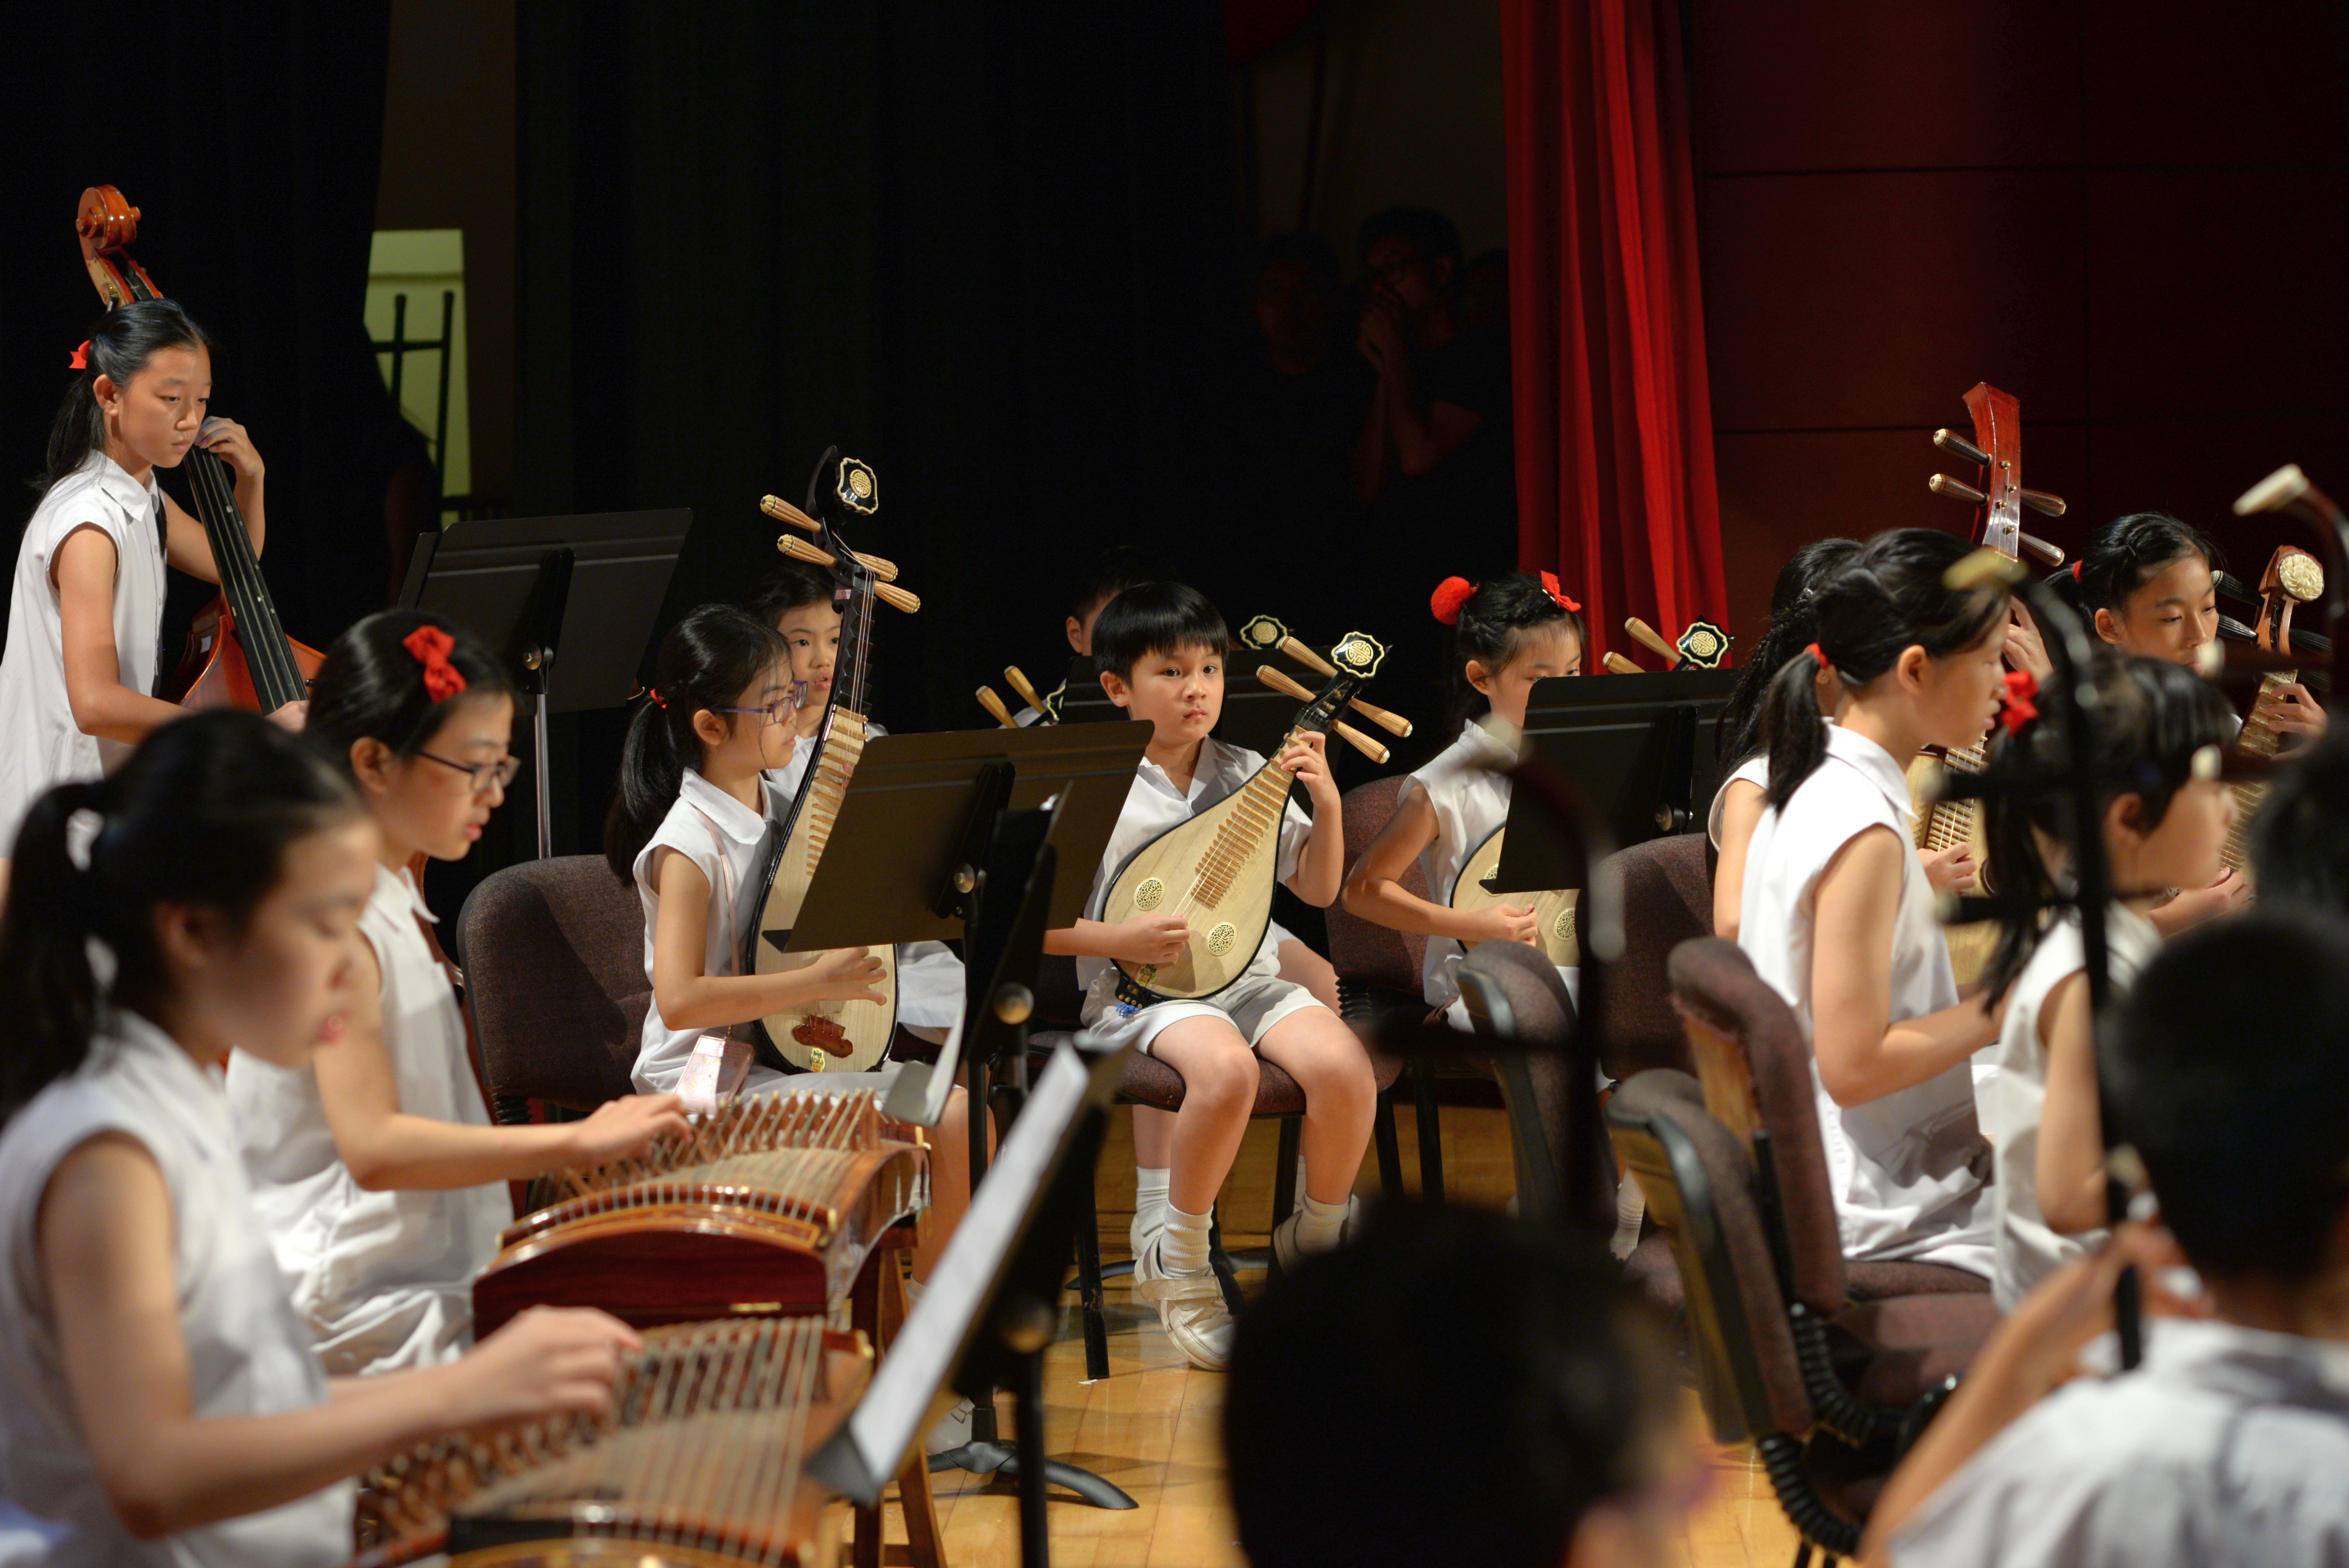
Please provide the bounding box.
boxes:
[1986,903,2162,1310]
[0,455,169,853]
[1893,1318,2349,1567]
[0,1015,354,1566]
[1076,736,1312,1014]
[1738,724,1991,1274]
[1403,720,1526,1008]
[228,864,508,1373]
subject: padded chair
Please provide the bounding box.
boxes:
[1607,1072,1977,1563]
[457,854,649,1120]
[1452,941,1601,1227]
[1589,831,1713,1080]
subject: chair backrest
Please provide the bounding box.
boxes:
[1456,941,1592,1222]
[1590,832,1712,1079]
[1323,775,1430,1008]
[1032,953,1085,1028]
[1667,936,1848,1315]
[1605,1070,1812,1445]
[456,855,648,1114]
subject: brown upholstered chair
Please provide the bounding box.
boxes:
[1607,1071,1982,1560]
[1589,831,1712,1079]
[457,855,649,1120]
[1668,936,1994,1304]
[1453,940,1599,1226]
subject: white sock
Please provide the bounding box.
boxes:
[1293,1191,1350,1254]
[1135,1165,1170,1224]
[1160,1201,1213,1276]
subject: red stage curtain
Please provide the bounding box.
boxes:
[1500,0,1728,662]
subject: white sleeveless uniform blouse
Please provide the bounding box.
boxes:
[0,1016,354,1566]
[229,864,510,1374]
[0,455,169,853]
[1736,724,1993,1275]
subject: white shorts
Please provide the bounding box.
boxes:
[1087,972,1329,1057]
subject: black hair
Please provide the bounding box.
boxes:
[1716,538,1862,767]
[1437,572,1585,733]
[1355,206,1465,281]
[1224,1203,1677,1568]
[2106,912,2349,1281]
[747,560,840,627]
[1089,580,1228,683]
[602,604,791,880]
[39,299,215,493]
[1068,544,1179,624]
[0,711,360,1117]
[305,609,516,780]
[2056,511,2226,626]
[1760,528,2009,811]
[1979,652,2233,1000]
[2251,727,2349,916]
[1255,230,1342,303]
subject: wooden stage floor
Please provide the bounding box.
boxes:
[847,1104,1805,1567]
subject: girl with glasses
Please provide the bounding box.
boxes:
[229,609,691,1374]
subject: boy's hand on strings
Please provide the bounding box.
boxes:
[2256,680,2327,739]
[1115,916,1192,967]
[2003,600,2053,685]
[1472,903,1541,947]
[565,1093,691,1166]
[195,417,264,483]
[1922,843,1980,896]
[1278,731,1340,809]
[805,946,889,1005]
[458,1306,639,1428]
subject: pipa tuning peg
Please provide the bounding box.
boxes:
[761,494,822,533]
[1933,427,1991,466]
[1929,473,1988,506]
[1003,666,1045,711]
[2020,488,2066,519]
[835,457,879,515]
[977,686,1017,727]
[1238,614,1289,650]
[875,582,920,614]
[1603,651,1645,675]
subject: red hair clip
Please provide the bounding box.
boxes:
[401,625,468,703]
[68,340,89,371]
[1998,668,2040,734]
[1431,576,1477,626]
[1539,570,1581,613]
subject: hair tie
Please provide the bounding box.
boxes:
[1430,576,1476,626]
[2071,561,2083,582]
[1805,641,1834,675]
[68,340,90,372]
[1538,570,1581,613]
[63,807,105,873]
[647,687,667,709]
[1997,668,2040,734]
[400,624,468,703]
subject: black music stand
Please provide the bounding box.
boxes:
[397,508,692,857]
[775,722,1146,1516]
[1485,668,1738,894]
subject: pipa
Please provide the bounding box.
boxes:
[1449,826,1580,970]
[2219,545,2325,878]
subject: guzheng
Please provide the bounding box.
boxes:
[472,1090,927,1335]
[357,1315,864,1568]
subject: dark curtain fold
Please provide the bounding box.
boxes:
[0,2,405,654]
[1499,0,1728,660]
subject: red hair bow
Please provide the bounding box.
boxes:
[401,625,468,703]
[1539,570,1581,613]
[1431,576,1476,626]
[68,341,89,371]
[1998,668,2039,734]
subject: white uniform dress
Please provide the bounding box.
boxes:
[1078,737,1328,1054]
[1736,724,1993,1276]
[0,1016,355,1567]
[1985,903,2160,1310]
[1706,754,1769,849]
[1890,1318,2349,1568]
[0,455,169,853]
[228,864,510,1374]
[1403,720,1579,1028]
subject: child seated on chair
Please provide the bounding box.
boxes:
[1865,910,2349,1566]
[1226,1203,1697,1568]
[1043,581,1375,1371]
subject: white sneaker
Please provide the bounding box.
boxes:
[921,1396,974,1458]
[1270,1199,1356,1273]
[1133,1236,1235,1371]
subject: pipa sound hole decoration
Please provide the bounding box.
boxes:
[1134,878,1165,912]
[1206,923,1237,957]
[1554,907,1576,943]
[1237,614,1289,650]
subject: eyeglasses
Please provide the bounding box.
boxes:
[715,700,798,727]
[415,749,522,794]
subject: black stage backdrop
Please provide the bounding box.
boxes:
[517,2,1319,853]
[0,3,410,662]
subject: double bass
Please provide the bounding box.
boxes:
[74,185,321,713]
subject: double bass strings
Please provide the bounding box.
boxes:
[181,445,304,708]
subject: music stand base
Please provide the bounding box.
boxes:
[926,1443,1138,1511]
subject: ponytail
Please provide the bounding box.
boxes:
[0,712,359,1117]
[602,604,791,880]
[1979,652,2232,1000]
[306,608,515,778]
[37,299,214,494]
[1761,528,2009,812]
[1717,537,1861,767]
